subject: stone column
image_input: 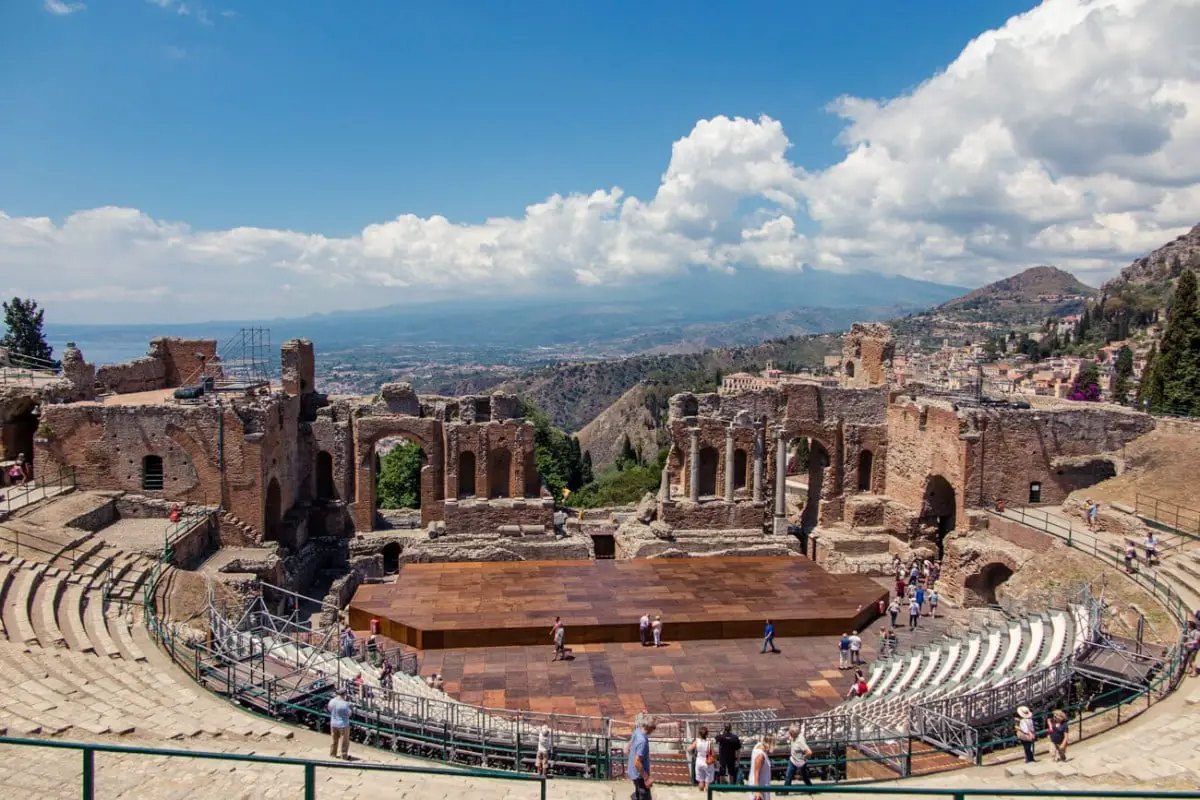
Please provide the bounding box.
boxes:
[659,461,671,502]
[688,428,700,503]
[724,429,736,502]
[774,428,786,518]
[753,426,763,502]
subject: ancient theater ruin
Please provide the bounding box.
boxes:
[0,321,1182,783]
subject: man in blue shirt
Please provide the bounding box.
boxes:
[327,687,352,760]
[761,619,780,654]
[627,716,656,799]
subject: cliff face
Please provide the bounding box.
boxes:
[575,382,666,468]
[1102,222,1200,297]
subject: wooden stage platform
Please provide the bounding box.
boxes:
[348,556,887,650]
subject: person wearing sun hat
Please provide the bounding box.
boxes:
[1015,706,1036,762]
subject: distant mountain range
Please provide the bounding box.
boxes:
[46,266,964,364]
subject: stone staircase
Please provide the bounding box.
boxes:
[217,509,261,543]
[0,552,294,741]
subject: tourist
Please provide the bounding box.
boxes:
[327,687,352,760]
[379,659,394,691]
[1124,541,1138,574]
[1184,620,1200,677]
[894,576,907,600]
[366,633,378,666]
[929,589,940,619]
[716,723,742,785]
[7,459,25,488]
[784,725,812,787]
[888,597,900,627]
[994,496,1004,513]
[878,627,891,657]
[761,620,779,654]
[432,674,445,691]
[1047,709,1069,762]
[536,723,552,777]
[551,617,566,661]
[846,674,868,699]
[652,615,664,648]
[885,625,898,655]
[848,630,862,665]
[909,561,919,587]
[915,585,926,615]
[908,596,921,630]
[892,554,902,576]
[1089,501,1100,530]
[1015,706,1037,762]
[930,561,941,584]
[838,632,851,669]
[687,726,715,792]
[640,613,651,646]
[1144,532,1159,567]
[627,716,655,800]
[749,733,774,800]
[340,626,356,659]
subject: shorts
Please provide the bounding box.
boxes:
[536,748,549,765]
[694,762,715,783]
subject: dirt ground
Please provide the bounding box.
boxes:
[1070,423,1200,515]
[997,540,1175,645]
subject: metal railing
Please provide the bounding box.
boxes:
[1136,492,1200,539]
[0,735,546,800]
[708,786,1200,798]
[0,464,76,517]
[0,347,61,385]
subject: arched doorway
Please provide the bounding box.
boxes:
[376,437,426,510]
[315,451,336,500]
[382,542,401,573]
[488,448,511,498]
[697,446,719,497]
[264,477,281,542]
[857,449,874,493]
[733,449,748,490]
[845,361,856,379]
[802,440,830,532]
[458,451,477,498]
[965,562,1014,606]
[922,475,957,558]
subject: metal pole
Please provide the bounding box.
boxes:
[303,763,316,800]
[82,747,95,800]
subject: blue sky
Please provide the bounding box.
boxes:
[4,1,1034,233]
[2,0,1198,323]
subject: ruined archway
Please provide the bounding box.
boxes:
[315,451,336,500]
[801,440,830,533]
[458,451,476,498]
[733,449,748,490]
[376,436,426,510]
[857,449,874,493]
[2,403,38,474]
[697,446,719,497]
[488,447,512,498]
[964,562,1015,607]
[922,474,957,558]
[264,477,281,543]
[352,417,443,532]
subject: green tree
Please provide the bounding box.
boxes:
[1112,345,1134,404]
[1,297,53,363]
[1138,344,1163,410]
[376,441,423,509]
[616,434,639,471]
[581,450,594,485]
[1150,269,1200,415]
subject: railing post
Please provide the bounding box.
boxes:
[82,747,95,800]
[303,763,316,800]
[540,776,547,800]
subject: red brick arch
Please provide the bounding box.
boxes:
[352,416,444,531]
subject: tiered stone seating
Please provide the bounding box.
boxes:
[839,607,1079,731]
[0,553,294,742]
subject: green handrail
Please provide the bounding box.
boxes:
[0,735,546,800]
[708,786,1200,798]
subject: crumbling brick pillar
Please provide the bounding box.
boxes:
[688,428,700,503]
[724,428,736,502]
[753,425,763,502]
[774,427,786,518]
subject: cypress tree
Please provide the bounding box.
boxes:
[1151,270,1200,416]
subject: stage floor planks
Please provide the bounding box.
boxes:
[349,556,886,649]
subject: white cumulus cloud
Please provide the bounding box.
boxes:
[6,0,1200,323]
[44,0,85,15]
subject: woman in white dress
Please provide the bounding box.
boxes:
[687,726,715,791]
[749,733,774,800]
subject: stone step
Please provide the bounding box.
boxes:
[3,566,41,646]
[82,592,120,658]
[0,563,12,638]
[57,582,94,654]
[107,609,146,662]
[31,574,66,648]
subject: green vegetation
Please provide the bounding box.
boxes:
[376,441,423,509]
[1113,345,1134,404]
[1,297,53,363]
[519,398,589,502]
[572,447,668,509]
[1141,270,1200,416]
